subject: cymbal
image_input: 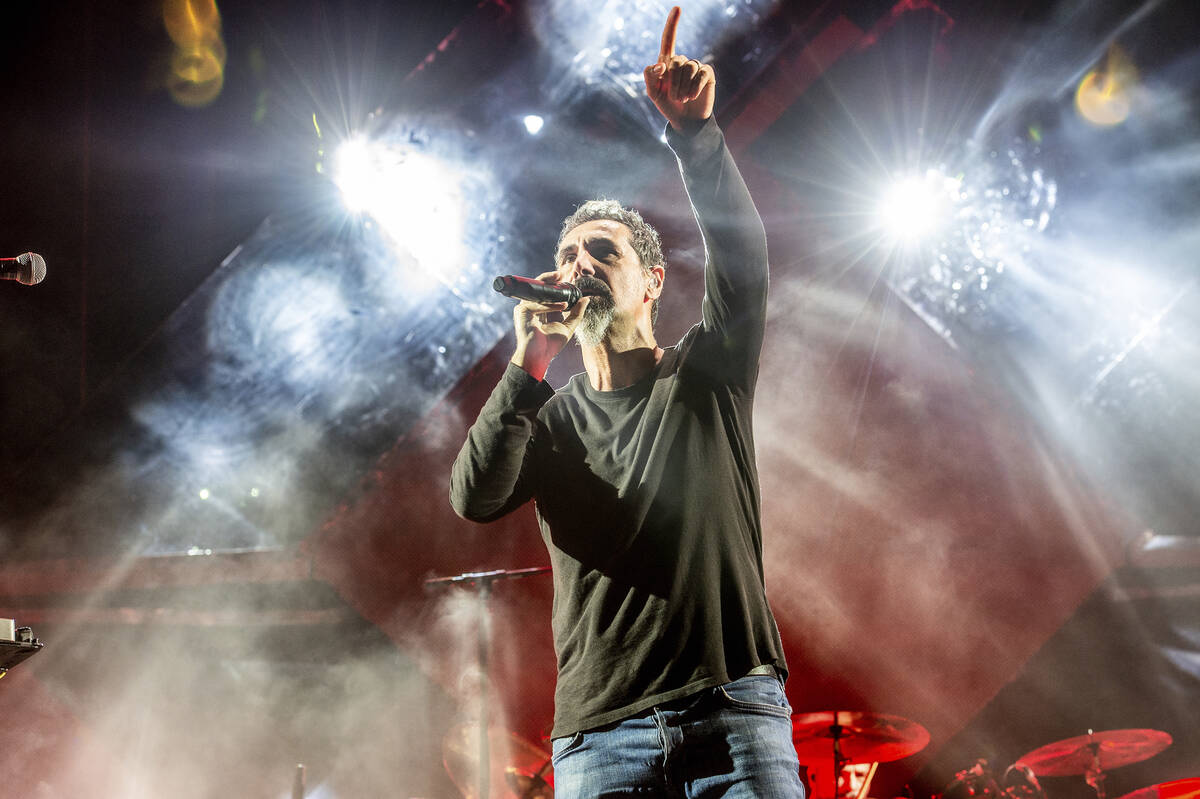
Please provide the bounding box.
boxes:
[791,711,931,765]
[1116,778,1200,799]
[1016,730,1172,777]
[442,723,553,799]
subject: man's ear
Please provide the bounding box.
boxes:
[647,265,666,298]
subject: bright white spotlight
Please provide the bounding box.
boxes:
[878,170,956,242]
[333,136,376,213]
[523,114,545,135]
[332,135,469,271]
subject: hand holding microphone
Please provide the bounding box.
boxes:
[496,272,598,381]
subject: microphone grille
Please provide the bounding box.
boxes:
[17,252,46,285]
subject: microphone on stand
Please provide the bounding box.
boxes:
[493,275,582,307]
[0,253,47,286]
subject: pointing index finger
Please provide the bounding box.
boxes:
[658,6,680,64]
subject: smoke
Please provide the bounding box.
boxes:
[18,604,459,798]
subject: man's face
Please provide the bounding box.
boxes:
[555,220,657,337]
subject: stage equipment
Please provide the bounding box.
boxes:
[940,760,1046,799]
[792,711,931,799]
[1116,778,1200,799]
[0,252,46,285]
[442,724,553,799]
[505,764,553,799]
[426,566,552,799]
[292,763,305,799]
[877,173,955,243]
[1016,729,1173,799]
[942,759,1003,799]
[0,623,44,677]
[522,115,544,136]
[489,277,578,307]
[1002,762,1047,799]
[493,276,583,307]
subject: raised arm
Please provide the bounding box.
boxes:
[645,8,769,383]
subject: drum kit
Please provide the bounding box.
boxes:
[789,714,1188,799]
[936,729,1192,799]
[439,710,1192,799]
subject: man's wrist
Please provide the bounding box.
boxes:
[665,115,721,159]
[667,115,708,136]
[511,348,549,382]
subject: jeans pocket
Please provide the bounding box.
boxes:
[716,675,793,718]
[551,730,585,765]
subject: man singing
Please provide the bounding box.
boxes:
[450,7,804,796]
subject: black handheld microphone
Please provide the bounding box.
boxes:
[493,275,582,307]
[0,253,47,286]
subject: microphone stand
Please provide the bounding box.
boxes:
[425,567,551,799]
[292,763,305,799]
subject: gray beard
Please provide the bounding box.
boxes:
[575,299,615,347]
[573,276,615,347]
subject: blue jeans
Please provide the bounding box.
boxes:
[550,674,805,798]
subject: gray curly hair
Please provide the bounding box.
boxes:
[557,199,664,324]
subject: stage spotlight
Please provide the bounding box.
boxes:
[883,134,1059,345]
[333,137,379,214]
[332,135,469,269]
[877,170,958,243]
[523,114,545,135]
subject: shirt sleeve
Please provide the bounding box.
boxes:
[665,117,769,392]
[449,362,555,522]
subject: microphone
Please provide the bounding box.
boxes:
[493,275,582,307]
[0,253,47,285]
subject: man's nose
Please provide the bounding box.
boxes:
[567,253,596,281]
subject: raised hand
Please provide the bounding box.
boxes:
[643,6,716,132]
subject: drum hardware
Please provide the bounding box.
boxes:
[940,759,1046,799]
[442,724,553,799]
[425,566,552,799]
[1016,729,1173,799]
[504,764,553,799]
[292,763,305,799]
[791,711,931,799]
[1002,762,1045,799]
[1115,777,1200,799]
